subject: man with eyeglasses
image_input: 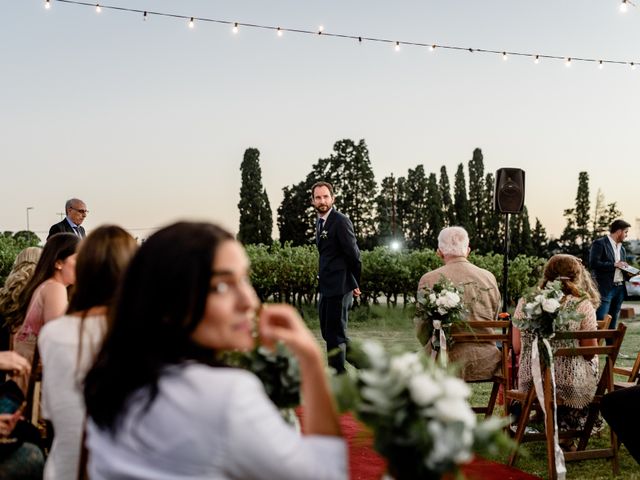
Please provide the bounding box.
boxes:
[47,198,88,240]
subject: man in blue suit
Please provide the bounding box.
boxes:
[312,182,361,373]
[589,219,631,332]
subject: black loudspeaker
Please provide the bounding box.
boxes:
[494,168,525,213]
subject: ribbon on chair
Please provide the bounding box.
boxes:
[431,320,448,367]
[531,337,566,480]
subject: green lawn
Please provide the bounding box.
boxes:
[303,303,640,480]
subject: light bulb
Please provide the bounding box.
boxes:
[430,44,436,52]
[395,41,400,52]
[598,60,604,70]
[277,27,283,37]
[45,0,51,9]
[631,62,637,70]
[96,3,101,13]
[143,11,147,21]
[189,17,195,29]
[620,0,629,12]
[565,57,572,67]
[232,22,238,34]
[502,52,508,61]
[318,25,324,34]
[534,55,540,64]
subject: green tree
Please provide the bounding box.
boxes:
[425,173,444,248]
[531,218,549,258]
[277,181,314,246]
[467,148,485,247]
[374,175,402,246]
[311,139,377,247]
[453,163,471,229]
[237,148,273,245]
[402,165,429,249]
[518,207,534,257]
[574,171,591,260]
[439,166,454,226]
[481,172,502,253]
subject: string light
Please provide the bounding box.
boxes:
[631,62,637,70]
[95,3,101,13]
[232,22,238,34]
[143,11,147,21]
[39,0,640,71]
[394,41,400,52]
[502,51,508,61]
[620,0,629,12]
[599,60,604,70]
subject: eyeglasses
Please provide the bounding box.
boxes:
[70,207,89,215]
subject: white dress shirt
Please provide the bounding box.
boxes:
[87,364,347,480]
[607,235,624,283]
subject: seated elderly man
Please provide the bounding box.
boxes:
[415,226,501,381]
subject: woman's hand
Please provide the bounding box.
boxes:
[0,351,31,376]
[258,304,322,365]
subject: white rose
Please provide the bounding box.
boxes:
[390,352,421,378]
[441,377,471,400]
[409,373,442,406]
[541,297,560,313]
[429,293,437,303]
[444,291,460,307]
[433,398,477,428]
[360,340,387,370]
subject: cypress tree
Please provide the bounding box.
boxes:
[439,166,455,226]
[237,148,273,245]
[425,173,444,248]
[467,148,485,247]
[453,163,471,230]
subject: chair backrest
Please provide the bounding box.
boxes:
[451,320,512,389]
[613,351,640,385]
[596,314,612,331]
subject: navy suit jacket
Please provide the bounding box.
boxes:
[47,219,86,240]
[316,209,361,297]
[589,236,627,296]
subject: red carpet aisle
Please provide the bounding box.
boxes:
[298,409,541,480]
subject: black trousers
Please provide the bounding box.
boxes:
[601,385,640,465]
[319,292,352,373]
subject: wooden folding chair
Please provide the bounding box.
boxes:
[613,351,640,390]
[444,319,513,417]
[596,314,612,331]
[505,323,626,480]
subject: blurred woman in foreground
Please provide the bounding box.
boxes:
[39,225,137,479]
[84,222,346,480]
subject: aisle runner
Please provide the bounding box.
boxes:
[298,409,541,480]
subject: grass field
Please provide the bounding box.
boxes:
[303,302,640,480]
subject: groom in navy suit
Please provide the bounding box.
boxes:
[312,182,361,373]
[589,219,631,332]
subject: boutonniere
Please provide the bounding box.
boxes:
[320,230,328,239]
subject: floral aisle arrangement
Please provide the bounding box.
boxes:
[332,340,510,480]
[415,276,468,364]
[223,342,301,425]
[513,280,584,365]
[512,280,585,480]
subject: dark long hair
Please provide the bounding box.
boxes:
[16,233,79,330]
[67,225,137,314]
[84,222,234,432]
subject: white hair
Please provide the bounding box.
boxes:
[437,226,469,257]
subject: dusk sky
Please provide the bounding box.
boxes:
[2,0,639,242]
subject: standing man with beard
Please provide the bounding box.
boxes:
[311,182,361,374]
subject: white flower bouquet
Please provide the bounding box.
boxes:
[332,340,510,480]
[415,276,467,354]
[513,280,584,365]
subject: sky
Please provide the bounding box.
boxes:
[1,0,639,242]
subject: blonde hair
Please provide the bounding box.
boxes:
[0,247,43,332]
[541,254,600,307]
